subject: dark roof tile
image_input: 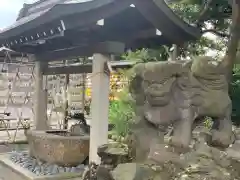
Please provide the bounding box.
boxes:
[17,0,94,20]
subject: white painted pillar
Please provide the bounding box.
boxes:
[89,53,110,164]
[34,60,48,130]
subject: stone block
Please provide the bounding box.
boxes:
[26,130,89,166]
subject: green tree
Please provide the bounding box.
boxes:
[170,0,240,76]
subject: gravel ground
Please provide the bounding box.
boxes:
[9,151,87,176]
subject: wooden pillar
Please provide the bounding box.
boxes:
[34,60,48,130]
[63,74,69,129]
[89,53,110,164]
[172,44,180,61]
[81,58,86,114]
[81,73,86,113]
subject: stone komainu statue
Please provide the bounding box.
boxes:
[129,56,234,151]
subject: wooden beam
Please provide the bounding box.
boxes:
[43,64,92,75]
[43,61,135,75]
[0,63,34,73]
[33,27,162,55]
[36,41,125,62]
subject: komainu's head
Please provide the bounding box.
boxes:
[129,61,185,106]
[191,56,226,79]
[191,56,228,90]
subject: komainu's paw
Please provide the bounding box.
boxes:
[209,130,235,149]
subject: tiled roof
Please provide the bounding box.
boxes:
[0,0,101,35]
[17,0,94,20]
[3,9,50,33]
[17,0,67,20]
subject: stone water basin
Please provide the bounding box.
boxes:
[26,130,89,167]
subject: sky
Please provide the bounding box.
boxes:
[0,0,37,29]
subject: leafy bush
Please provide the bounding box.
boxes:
[122,48,169,63]
[108,87,135,138]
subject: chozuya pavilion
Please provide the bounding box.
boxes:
[0,0,201,164]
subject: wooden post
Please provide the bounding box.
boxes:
[81,73,86,113]
[63,74,69,129]
[34,60,48,130]
[89,53,110,164]
[81,58,86,114]
[172,44,180,61]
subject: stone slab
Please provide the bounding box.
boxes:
[0,153,82,180]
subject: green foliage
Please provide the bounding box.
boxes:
[168,0,231,58]
[230,65,240,125]
[204,117,213,129]
[170,1,201,24]
[108,87,135,138]
[122,48,169,62]
[169,0,231,27]
[122,49,151,63]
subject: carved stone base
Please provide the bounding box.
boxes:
[129,120,164,163]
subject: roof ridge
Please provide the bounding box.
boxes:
[29,0,49,6]
[16,0,67,21]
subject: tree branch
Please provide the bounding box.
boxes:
[224,0,240,66]
[222,0,240,82]
[202,29,230,38]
